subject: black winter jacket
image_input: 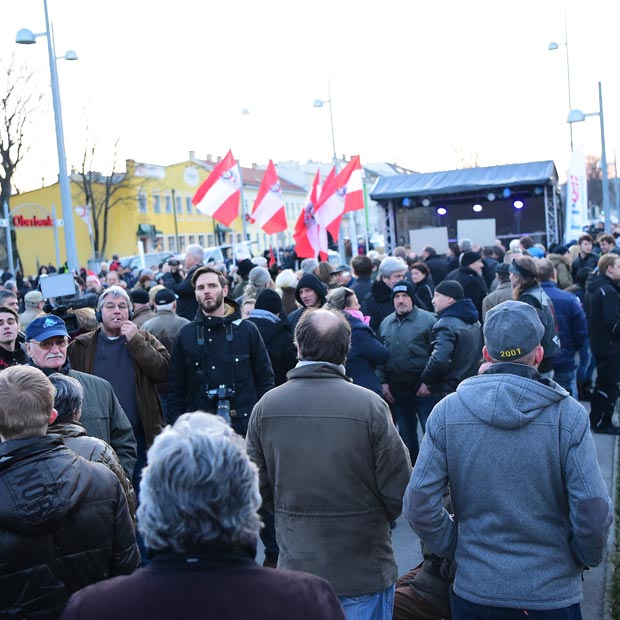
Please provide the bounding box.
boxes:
[420,298,482,393]
[585,274,620,357]
[167,300,274,435]
[451,268,488,320]
[162,264,203,321]
[362,280,428,333]
[0,435,139,619]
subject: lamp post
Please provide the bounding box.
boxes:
[567,82,611,232]
[16,0,79,273]
[314,84,348,261]
[549,11,573,151]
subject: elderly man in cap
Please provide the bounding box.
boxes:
[141,288,190,354]
[377,279,436,462]
[129,288,156,328]
[0,307,27,370]
[405,300,613,618]
[25,314,137,478]
[19,290,45,329]
[332,264,356,288]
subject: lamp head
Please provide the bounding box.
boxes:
[567,109,586,124]
[313,99,325,108]
[63,50,78,61]
[16,28,37,44]
[548,41,559,51]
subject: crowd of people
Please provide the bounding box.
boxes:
[0,232,616,619]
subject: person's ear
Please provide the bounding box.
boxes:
[49,408,58,425]
[482,346,494,363]
[534,345,545,367]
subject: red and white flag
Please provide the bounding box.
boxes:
[250,160,287,234]
[192,149,241,227]
[313,155,364,240]
[293,169,328,260]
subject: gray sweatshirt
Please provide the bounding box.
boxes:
[404,363,613,610]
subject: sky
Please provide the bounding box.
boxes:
[2,0,619,193]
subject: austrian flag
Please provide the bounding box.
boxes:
[192,149,241,227]
[251,160,287,234]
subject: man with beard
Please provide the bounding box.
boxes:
[167,266,274,437]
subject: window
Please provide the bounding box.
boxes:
[198,235,205,247]
[186,196,193,214]
[236,233,243,243]
[176,195,183,215]
[155,235,164,251]
[188,235,196,245]
[138,191,147,214]
[153,194,162,214]
[165,195,172,214]
[167,235,175,252]
[179,236,186,252]
[207,234,215,247]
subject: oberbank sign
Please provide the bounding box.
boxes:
[12,215,53,227]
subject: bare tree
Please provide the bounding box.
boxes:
[73,139,134,258]
[0,55,44,270]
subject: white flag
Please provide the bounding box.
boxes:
[565,146,588,243]
[74,205,92,235]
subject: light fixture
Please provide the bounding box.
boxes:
[513,200,524,209]
[487,192,496,202]
[502,188,512,198]
[534,186,544,195]
[437,207,447,216]
[421,198,431,207]
[473,204,483,213]
[402,197,412,207]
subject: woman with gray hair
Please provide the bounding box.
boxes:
[47,373,137,521]
[60,412,344,620]
[239,266,274,304]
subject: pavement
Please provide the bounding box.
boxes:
[256,427,619,619]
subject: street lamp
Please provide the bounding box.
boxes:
[548,12,573,150]
[567,82,611,232]
[16,0,80,273]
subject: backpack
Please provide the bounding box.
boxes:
[520,287,561,359]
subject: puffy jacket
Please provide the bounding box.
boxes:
[0,435,139,619]
[246,362,411,597]
[68,327,169,449]
[548,253,573,290]
[377,307,436,385]
[167,300,274,435]
[585,273,620,357]
[420,298,482,393]
[343,312,389,395]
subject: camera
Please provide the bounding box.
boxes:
[207,384,235,424]
[167,258,180,267]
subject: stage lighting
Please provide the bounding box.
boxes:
[422,198,431,207]
[402,197,412,207]
[503,188,512,198]
[487,192,496,201]
[473,204,483,213]
[437,207,447,216]
[513,200,524,209]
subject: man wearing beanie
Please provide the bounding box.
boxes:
[287,273,327,332]
[405,300,613,617]
[377,280,436,462]
[417,281,481,398]
[447,251,487,320]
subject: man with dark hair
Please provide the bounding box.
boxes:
[597,233,620,256]
[287,272,327,332]
[571,234,598,279]
[0,289,19,314]
[247,308,410,620]
[422,246,449,285]
[0,365,139,618]
[405,300,613,618]
[350,255,373,301]
[0,307,26,370]
[447,251,488,320]
[167,265,274,436]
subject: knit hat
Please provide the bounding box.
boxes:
[26,314,68,342]
[255,289,284,316]
[295,273,327,307]
[484,300,544,361]
[237,259,255,279]
[391,280,416,301]
[24,290,43,307]
[553,245,569,256]
[461,251,482,268]
[495,263,510,277]
[129,288,150,304]
[248,266,272,287]
[435,280,465,301]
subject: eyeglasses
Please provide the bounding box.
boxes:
[30,338,69,349]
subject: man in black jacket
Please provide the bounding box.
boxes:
[585,253,620,434]
[162,244,204,320]
[0,365,139,619]
[449,251,488,320]
[167,266,274,437]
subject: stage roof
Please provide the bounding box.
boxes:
[370,160,558,202]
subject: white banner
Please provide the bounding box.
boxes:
[565,145,588,243]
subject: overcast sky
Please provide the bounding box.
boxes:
[3,0,619,191]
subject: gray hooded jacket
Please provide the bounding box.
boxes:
[404,363,613,610]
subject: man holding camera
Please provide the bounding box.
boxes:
[167,265,274,437]
[162,244,205,321]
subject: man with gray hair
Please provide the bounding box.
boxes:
[162,243,205,320]
[362,256,426,331]
[19,290,45,329]
[247,308,411,619]
[405,300,613,617]
[61,413,344,620]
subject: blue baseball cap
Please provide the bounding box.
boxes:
[25,314,69,342]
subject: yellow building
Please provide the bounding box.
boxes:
[10,155,306,276]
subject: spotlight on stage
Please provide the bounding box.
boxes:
[473,204,483,213]
[502,188,512,198]
[513,200,524,209]
[487,192,496,202]
[437,207,447,216]
[402,197,412,207]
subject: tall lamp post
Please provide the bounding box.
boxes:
[567,82,611,232]
[314,84,347,261]
[549,11,573,151]
[16,0,79,273]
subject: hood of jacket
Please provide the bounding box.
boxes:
[0,434,87,535]
[454,363,568,429]
[586,273,617,294]
[193,298,242,324]
[294,273,327,308]
[438,298,479,323]
[370,278,392,303]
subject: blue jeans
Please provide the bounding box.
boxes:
[577,340,596,384]
[339,585,395,620]
[390,383,435,463]
[451,591,582,620]
[553,368,578,399]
